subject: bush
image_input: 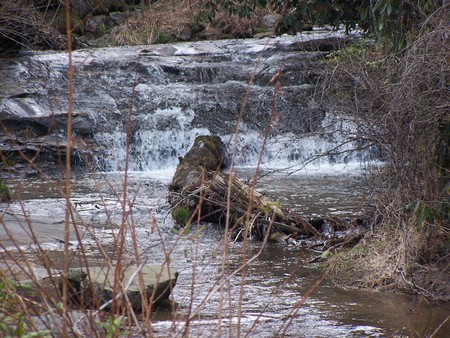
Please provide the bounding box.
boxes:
[322,6,449,296]
[0,0,67,52]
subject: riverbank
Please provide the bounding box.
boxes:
[329,227,450,302]
[1,1,448,302]
[0,0,277,55]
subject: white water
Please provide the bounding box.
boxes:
[93,108,376,173]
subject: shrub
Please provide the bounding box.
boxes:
[0,180,10,202]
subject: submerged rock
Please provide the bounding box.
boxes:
[63,265,178,310]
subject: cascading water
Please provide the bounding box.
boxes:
[2,31,448,338]
[83,31,376,173]
[93,109,375,172]
[0,29,377,174]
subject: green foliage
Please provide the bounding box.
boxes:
[407,196,449,232]
[0,180,10,202]
[189,225,205,239]
[0,274,48,338]
[152,30,171,44]
[359,0,443,51]
[259,202,284,216]
[199,0,444,50]
[199,0,360,33]
[98,315,122,338]
[172,207,191,227]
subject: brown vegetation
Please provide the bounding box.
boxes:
[0,0,271,53]
[0,0,68,52]
[0,1,448,336]
[321,5,449,299]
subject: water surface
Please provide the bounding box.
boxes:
[2,170,449,337]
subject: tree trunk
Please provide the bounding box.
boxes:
[168,135,318,240]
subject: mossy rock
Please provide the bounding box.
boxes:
[169,135,225,192]
[184,135,225,171]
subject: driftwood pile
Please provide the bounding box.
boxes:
[168,135,363,243]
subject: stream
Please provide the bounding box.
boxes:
[1,29,449,337]
[2,168,449,337]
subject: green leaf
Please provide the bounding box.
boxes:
[321,249,331,259]
[386,2,393,16]
[361,7,369,21]
[16,320,23,337]
[416,205,426,231]
[190,225,205,239]
[378,19,385,32]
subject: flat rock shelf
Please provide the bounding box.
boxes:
[64,265,178,310]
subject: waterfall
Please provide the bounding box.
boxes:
[1,30,376,175]
[92,109,376,173]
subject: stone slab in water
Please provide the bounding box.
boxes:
[65,265,178,309]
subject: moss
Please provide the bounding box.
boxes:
[96,23,107,36]
[184,135,225,171]
[0,180,10,202]
[171,207,191,226]
[89,36,115,48]
[152,30,172,44]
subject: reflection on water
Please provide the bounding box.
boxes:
[236,168,371,217]
[3,171,450,337]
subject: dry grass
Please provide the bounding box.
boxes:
[108,0,270,46]
[322,5,450,298]
[331,225,450,299]
[0,21,319,336]
[1,2,448,337]
[0,0,68,52]
[109,1,197,45]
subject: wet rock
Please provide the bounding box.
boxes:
[63,265,178,310]
[290,36,355,52]
[176,23,206,41]
[0,32,358,173]
[261,14,282,31]
[109,11,127,26]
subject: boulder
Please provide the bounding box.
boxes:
[261,14,282,31]
[63,265,178,310]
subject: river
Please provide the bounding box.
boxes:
[2,167,449,337]
[1,30,448,337]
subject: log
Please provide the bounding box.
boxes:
[168,135,315,239]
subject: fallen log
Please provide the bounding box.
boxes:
[168,135,318,239]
